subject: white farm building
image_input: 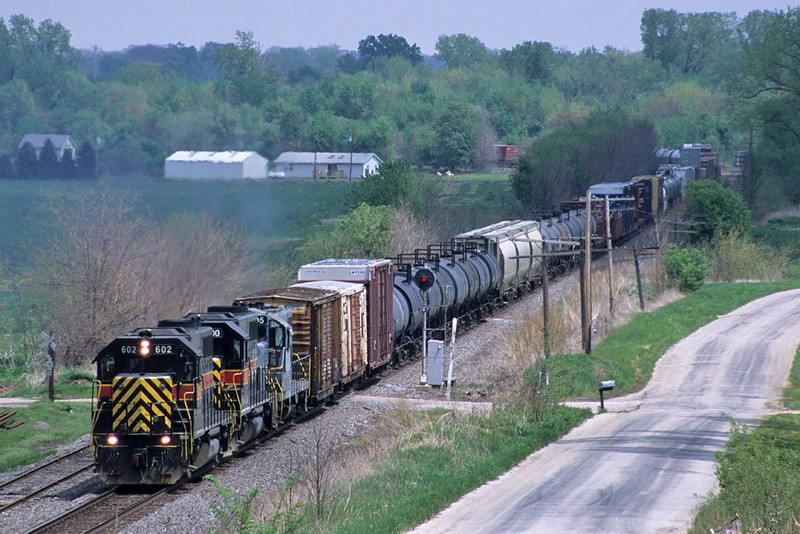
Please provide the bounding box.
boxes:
[164,151,268,179]
[273,152,382,179]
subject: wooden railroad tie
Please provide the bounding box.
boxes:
[0,410,24,430]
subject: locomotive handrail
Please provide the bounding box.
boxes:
[270,374,284,423]
[180,388,194,460]
[230,372,244,430]
[89,380,101,454]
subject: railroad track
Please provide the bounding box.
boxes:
[23,483,180,534]
[0,445,95,515]
[0,400,328,534]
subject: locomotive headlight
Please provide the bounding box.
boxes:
[160,435,171,445]
[107,435,119,446]
[139,339,151,356]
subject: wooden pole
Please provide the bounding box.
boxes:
[542,254,550,360]
[605,195,614,317]
[582,191,592,354]
[47,331,55,402]
[633,247,645,311]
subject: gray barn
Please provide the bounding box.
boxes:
[273,152,382,179]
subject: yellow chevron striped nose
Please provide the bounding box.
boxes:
[112,375,173,433]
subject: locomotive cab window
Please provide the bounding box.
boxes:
[213,336,243,367]
[270,322,285,348]
[98,355,115,380]
[120,354,178,375]
[181,359,196,381]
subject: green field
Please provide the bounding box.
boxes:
[0,174,515,284]
[0,177,352,277]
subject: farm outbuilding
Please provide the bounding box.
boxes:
[164,151,268,179]
[18,134,77,160]
[273,152,382,179]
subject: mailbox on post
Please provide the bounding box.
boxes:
[599,380,615,411]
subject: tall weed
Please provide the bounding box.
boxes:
[707,229,790,282]
[206,475,307,534]
[690,417,800,534]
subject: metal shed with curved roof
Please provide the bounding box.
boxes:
[164,151,268,179]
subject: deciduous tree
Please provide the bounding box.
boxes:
[214,30,279,106]
[511,110,657,211]
[358,34,423,66]
[499,41,558,83]
[685,180,751,243]
[32,188,245,364]
[641,9,739,77]
[737,8,800,210]
[435,34,490,68]
[350,160,443,219]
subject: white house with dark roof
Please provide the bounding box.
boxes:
[18,134,77,160]
[164,151,268,179]
[273,152,382,179]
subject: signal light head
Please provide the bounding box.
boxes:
[413,268,436,291]
[139,339,150,356]
[107,435,119,446]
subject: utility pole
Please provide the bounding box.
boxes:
[582,191,593,354]
[633,246,645,311]
[605,195,614,317]
[542,253,550,360]
[509,237,580,363]
[348,130,354,181]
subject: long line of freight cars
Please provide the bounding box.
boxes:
[90,163,693,485]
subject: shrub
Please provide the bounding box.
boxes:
[685,180,751,243]
[350,161,444,220]
[707,229,789,282]
[299,203,392,262]
[663,245,708,292]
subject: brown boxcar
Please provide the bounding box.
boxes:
[293,281,367,384]
[236,286,341,402]
[297,259,394,371]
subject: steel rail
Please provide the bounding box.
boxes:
[0,445,90,491]
[0,463,94,513]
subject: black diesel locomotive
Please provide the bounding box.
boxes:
[91,306,305,484]
[91,167,691,485]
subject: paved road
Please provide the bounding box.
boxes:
[408,289,800,534]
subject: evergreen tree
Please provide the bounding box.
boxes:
[39,138,59,179]
[59,148,77,179]
[76,140,96,179]
[15,142,38,179]
[0,154,14,179]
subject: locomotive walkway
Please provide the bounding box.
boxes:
[408,289,800,534]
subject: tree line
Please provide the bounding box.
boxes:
[1,9,799,214]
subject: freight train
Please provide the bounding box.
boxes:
[90,170,687,485]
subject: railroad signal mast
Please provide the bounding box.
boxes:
[414,269,436,384]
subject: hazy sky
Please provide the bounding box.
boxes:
[1,1,795,54]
